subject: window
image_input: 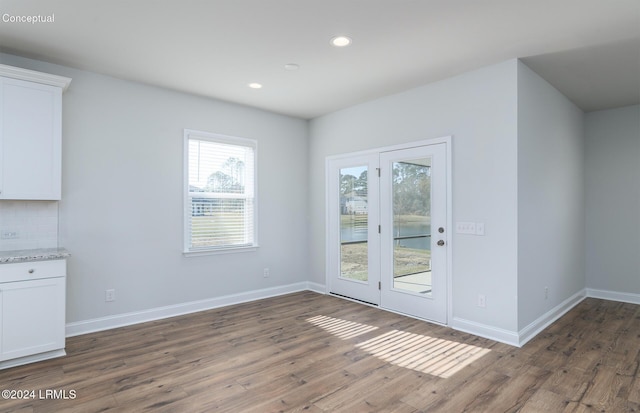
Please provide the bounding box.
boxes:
[184,130,257,255]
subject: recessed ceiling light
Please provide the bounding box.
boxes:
[248,82,263,89]
[284,63,300,71]
[330,36,352,47]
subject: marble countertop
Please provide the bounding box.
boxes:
[0,248,70,263]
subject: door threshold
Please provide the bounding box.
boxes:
[329,292,378,307]
[329,291,447,327]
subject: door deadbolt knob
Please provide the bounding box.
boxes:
[437,240,445,246]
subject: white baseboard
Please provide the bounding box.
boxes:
[452,289,587,348]
[306,281,326,294]
[65,282,638,345]
[586,288,640,305]
[450,317,520,347]
[0,349,66,370]
[66,282,310,337]
[455,288,639,348]
[517,289,586,347]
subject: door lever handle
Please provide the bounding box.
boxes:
[437,240,445,246]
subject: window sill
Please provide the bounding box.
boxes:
[183,245,259,257]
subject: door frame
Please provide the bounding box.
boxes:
[325,135,453,325]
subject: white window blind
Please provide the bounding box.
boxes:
[184,130,257,253]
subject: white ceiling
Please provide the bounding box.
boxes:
[1,0,638,119]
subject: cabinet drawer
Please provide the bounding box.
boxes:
[0,259,66,283]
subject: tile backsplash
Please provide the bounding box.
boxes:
[0,201,58,251]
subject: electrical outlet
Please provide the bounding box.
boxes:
[1,230,19,239]
[105,289,116,302]
[477,294,486,308]
[263,268,270,278]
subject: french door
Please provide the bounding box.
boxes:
[327,140,450,324]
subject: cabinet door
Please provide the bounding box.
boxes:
[0,277,65,361]
[0,77,62,200]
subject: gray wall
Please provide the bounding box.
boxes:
[0,53,309,323]
[585,105,640,294]
[309,60,520,332]
[517,62,585,330]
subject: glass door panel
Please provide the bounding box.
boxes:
[340,166,369,282]
[392,158,432,295]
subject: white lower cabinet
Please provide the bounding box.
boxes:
[0,259,66,368]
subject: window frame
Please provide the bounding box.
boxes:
[183,129,259,256]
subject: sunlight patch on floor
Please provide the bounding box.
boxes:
[356,330,491,378]
[306,315,379,339]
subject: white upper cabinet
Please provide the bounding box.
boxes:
[0,65,71,200]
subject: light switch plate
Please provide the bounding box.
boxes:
[455,222,476,234]
[1,230,19,239]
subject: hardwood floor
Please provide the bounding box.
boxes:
[1,292,639,412]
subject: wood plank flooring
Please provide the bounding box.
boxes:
[1,292,639,412]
